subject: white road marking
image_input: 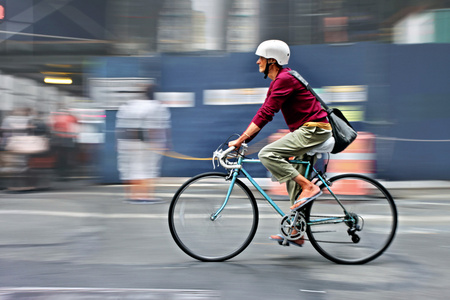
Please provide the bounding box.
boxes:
[300,289,327,293]
[0,287,220,298]
[0,209,449,223]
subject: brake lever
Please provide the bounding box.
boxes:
[212,150,219,169]
[212,149,223,169]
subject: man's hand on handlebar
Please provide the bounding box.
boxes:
[228,138,244,149]
[229,123,261,149]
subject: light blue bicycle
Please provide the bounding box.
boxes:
[168,137,397,264]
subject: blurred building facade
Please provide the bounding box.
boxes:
[1,0,450,123]
[1,1,450,55]
[1,0,450,184]
[1,1,449,72]
[109,0,450,53]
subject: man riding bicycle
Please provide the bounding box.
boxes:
[228,40,332,246]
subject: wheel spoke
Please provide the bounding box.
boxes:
[306,174,397,264]
[168,173,258,262]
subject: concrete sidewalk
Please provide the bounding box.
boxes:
[143,177,450,199]
[5,177,448,200]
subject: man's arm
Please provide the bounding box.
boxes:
[228,122,261,148]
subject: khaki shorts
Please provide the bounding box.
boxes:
[117,140,163,181]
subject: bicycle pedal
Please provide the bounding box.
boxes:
[281,239,290,246]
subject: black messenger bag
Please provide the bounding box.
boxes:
[289,70,357,154]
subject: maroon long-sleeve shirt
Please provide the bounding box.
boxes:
[250,67,328,137]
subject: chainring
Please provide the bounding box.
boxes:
[279,211,307,241]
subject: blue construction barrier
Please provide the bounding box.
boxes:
[95,43,450,182]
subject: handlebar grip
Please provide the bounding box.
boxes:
[222,146,235,156]
[218,146,242,169]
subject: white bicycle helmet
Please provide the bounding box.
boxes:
[255,40,290,65]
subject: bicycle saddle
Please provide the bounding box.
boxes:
[306,137,335,156]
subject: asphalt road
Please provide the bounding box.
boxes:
[0,179,449,299]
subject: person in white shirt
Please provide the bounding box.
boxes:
[116,85,171,203]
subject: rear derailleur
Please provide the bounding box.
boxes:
[346,213,364,243]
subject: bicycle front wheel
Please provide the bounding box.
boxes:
[306,174,397,264]
[168,172,259,262]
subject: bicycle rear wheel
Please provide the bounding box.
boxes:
[168,172,258,262]
[306,174,397,264]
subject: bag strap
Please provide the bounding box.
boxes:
[288,70,330,112]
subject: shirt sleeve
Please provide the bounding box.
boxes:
[251,76,295,129]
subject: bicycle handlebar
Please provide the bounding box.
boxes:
[213,143,247,169]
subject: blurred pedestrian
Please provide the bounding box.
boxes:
[1,108,32,139]
[1,107,43,191]
[1,108,31,183]
[116,85,171,204]
[227,40,332,246]
[27,110,53,189]
[50,106,79,180]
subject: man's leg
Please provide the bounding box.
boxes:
[259,126,330,202]
[285,154,317,205]
[289,173,322,210]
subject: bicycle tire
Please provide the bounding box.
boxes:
[305,174,397,264]
[168,172,259,262]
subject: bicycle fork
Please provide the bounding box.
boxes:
[210,169,239,221]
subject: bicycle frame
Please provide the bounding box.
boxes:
[211,155,351,225]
